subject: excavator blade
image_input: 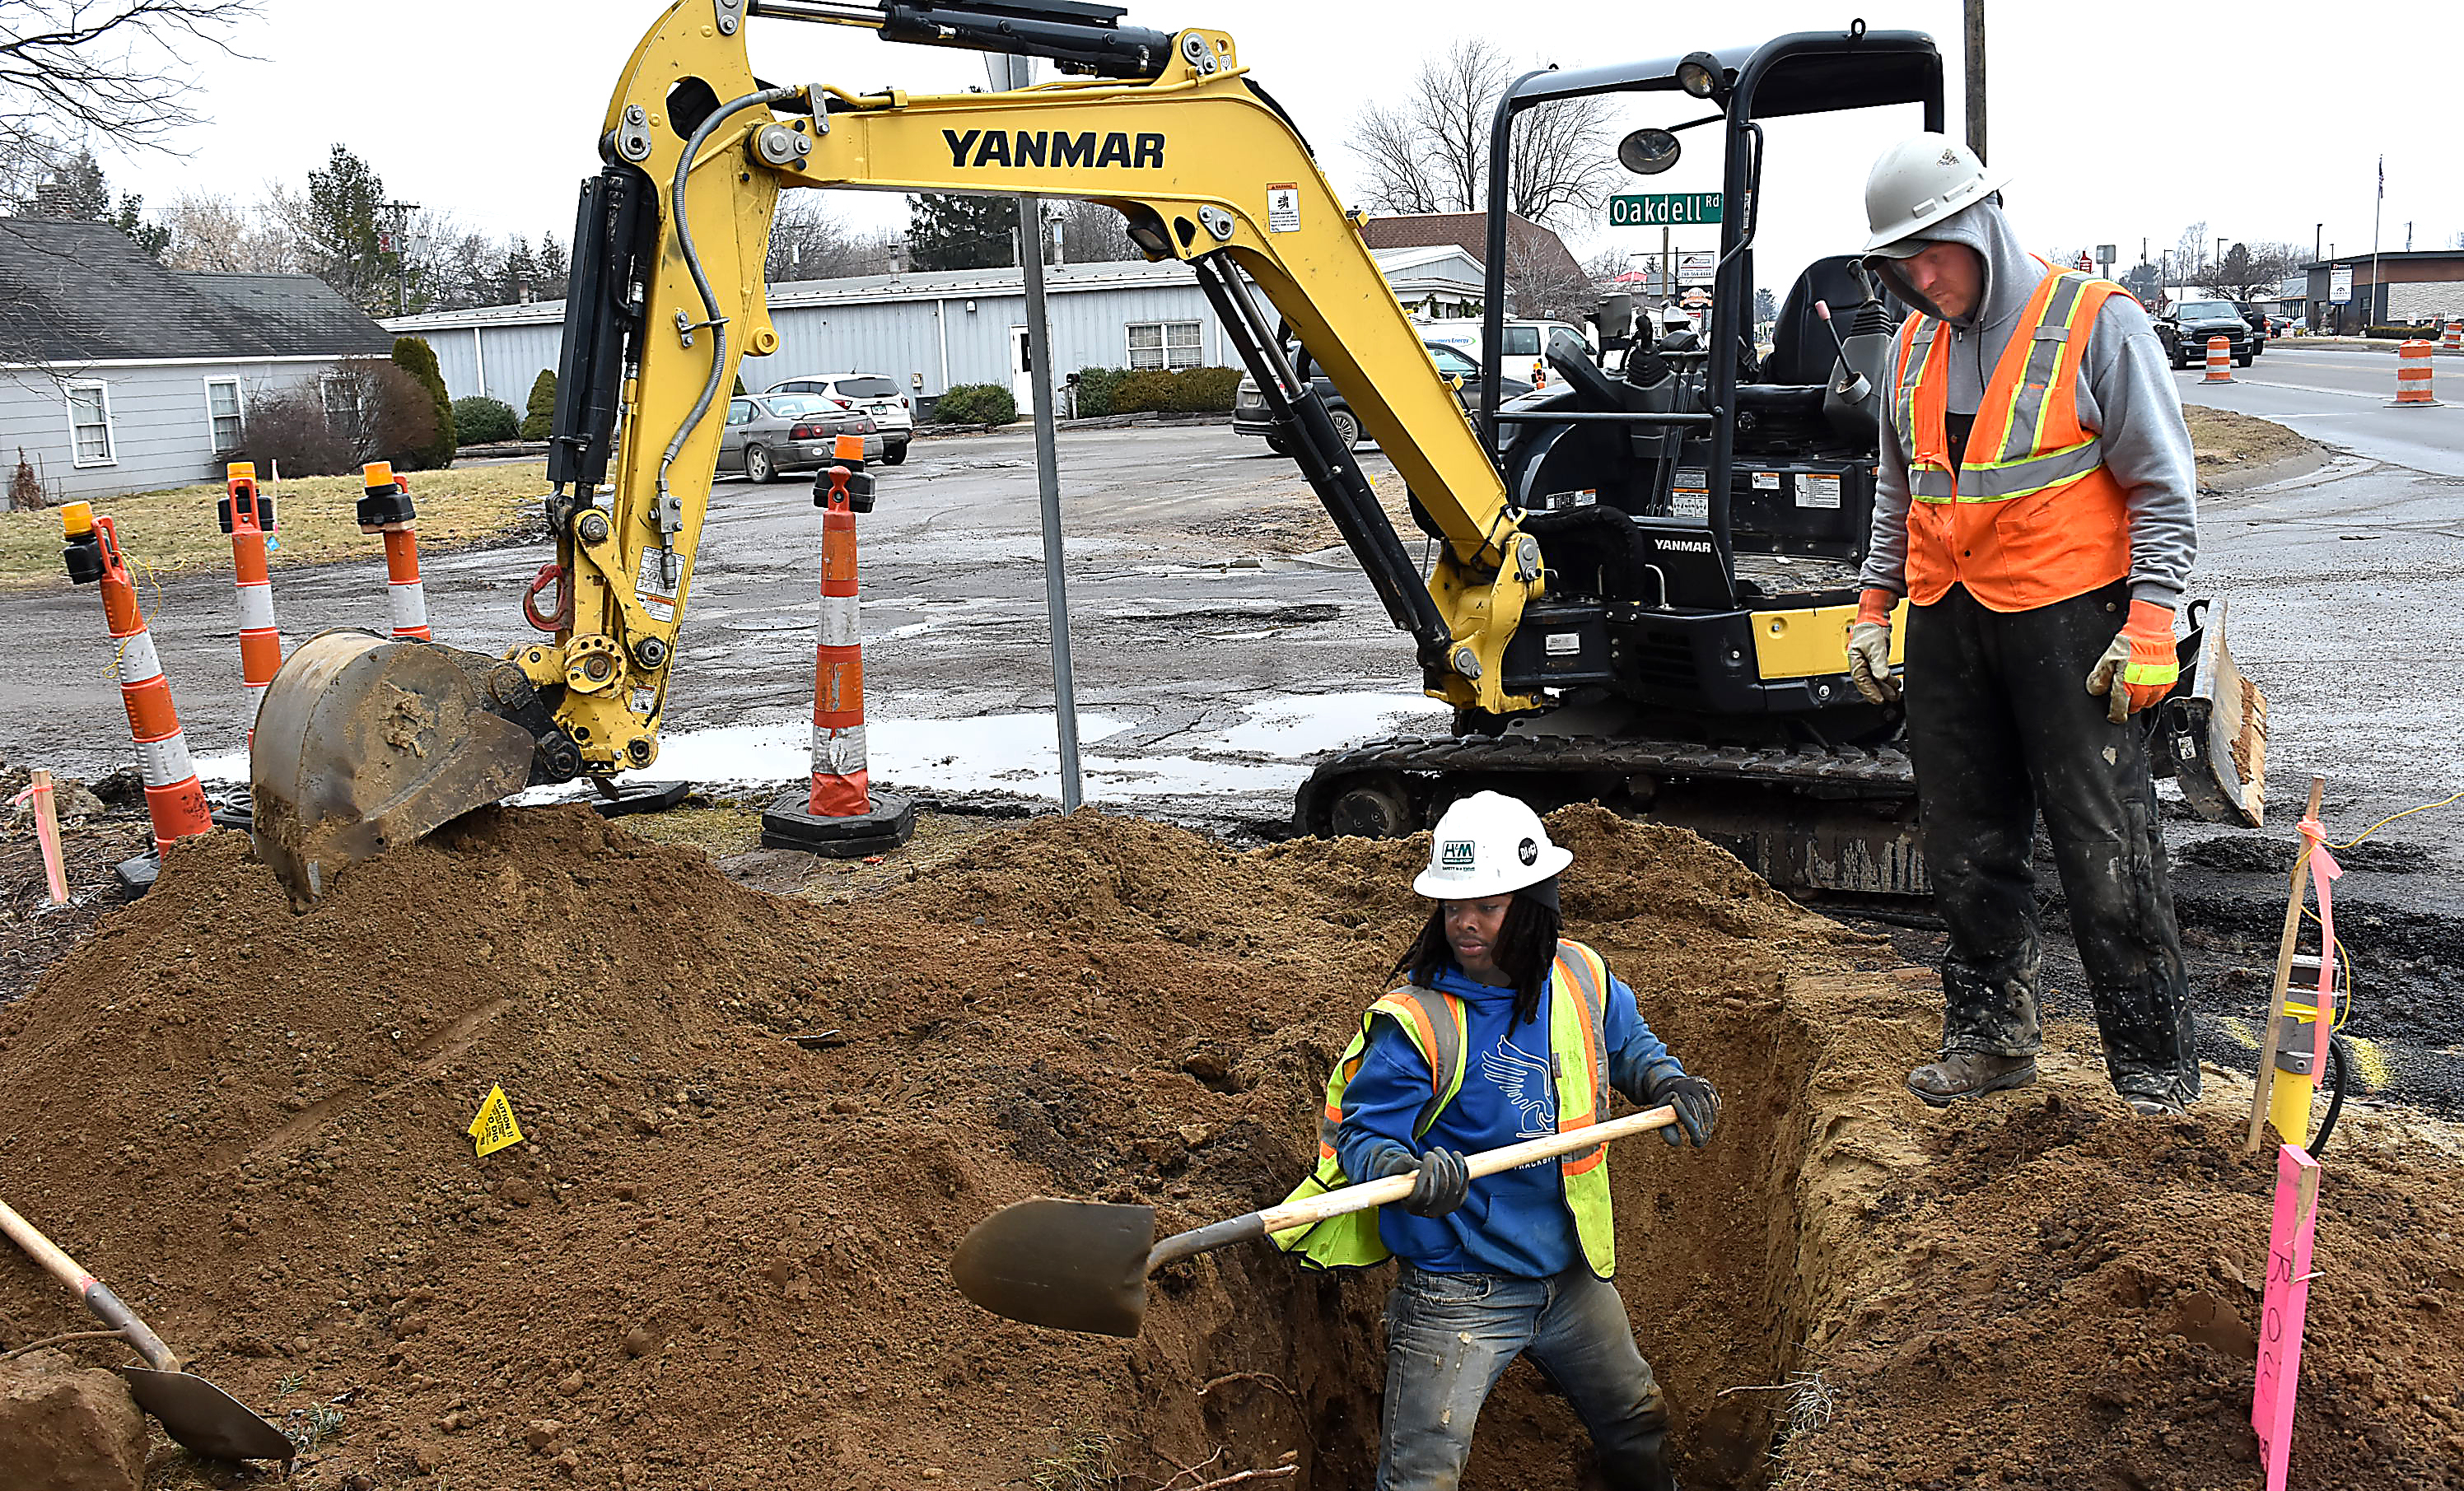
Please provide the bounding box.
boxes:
[250,631,538,906]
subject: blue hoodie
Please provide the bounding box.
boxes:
[1332,960,1684,1277]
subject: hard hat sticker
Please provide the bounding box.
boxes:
[1440,839,1477,869]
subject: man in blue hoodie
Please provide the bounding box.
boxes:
[1274,792,1720,1491]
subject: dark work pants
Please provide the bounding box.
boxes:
[1904,580,2198,1105]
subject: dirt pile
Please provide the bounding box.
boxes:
[0,804,2454,1489]
[0,1350,149,1491]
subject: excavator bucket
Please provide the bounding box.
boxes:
[250,631,538,906]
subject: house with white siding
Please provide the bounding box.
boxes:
[380,245,1486,414]
[0,218,396,502]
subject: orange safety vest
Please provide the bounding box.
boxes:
[1892,263,2132,612]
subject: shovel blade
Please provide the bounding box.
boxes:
[250,631,537,906]
[950,1198,1156,1337]
[119,1368,294,1463]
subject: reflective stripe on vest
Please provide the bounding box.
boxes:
[1892,263,2135,611]
[1274,939,1618,1277]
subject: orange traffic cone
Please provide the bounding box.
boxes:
[358,462,431,640]
[761,435,917,858]
[60,503,213,867]
[217,463,282,743]
[2202,335,2234,383]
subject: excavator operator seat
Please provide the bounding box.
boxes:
[1762,254,1879,385]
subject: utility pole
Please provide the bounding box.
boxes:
[379,199,420,315]
[1962,0,1987,161]
[2371,155,2384,330]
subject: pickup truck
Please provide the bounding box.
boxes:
[2157,299,2256,369]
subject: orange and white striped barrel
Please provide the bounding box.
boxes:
[2394,339,2438,405]
[358,462,430,641]
[219,462,282,741]
[62,505,212,854]
[2202,335,2233,383]
[2443,320,2462,352]
[809,435,872,818]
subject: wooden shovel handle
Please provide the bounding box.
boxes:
[0,1198,179,1370]
[1256,1104,1678,1234]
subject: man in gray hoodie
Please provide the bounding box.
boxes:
[1841,133,2201,1116]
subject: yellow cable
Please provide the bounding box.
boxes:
[2332,788,2464,850]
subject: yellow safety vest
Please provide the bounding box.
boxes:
[1271,939,1619,1277]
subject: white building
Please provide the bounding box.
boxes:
[381,245,1486,413]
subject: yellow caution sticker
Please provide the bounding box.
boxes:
[467,1085,525,1158]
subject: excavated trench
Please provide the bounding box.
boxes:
[0,804,2457,1489]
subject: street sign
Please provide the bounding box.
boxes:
[1609,192,1724,227]
[2329,267,2353,305]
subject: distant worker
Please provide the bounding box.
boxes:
[1275,792,1720,1491]
[1842,134,2201,1116]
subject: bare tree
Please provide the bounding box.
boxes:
[0,2,259,163]
[1049,197,1141,264]
[768,194,903,282]
[1349,38,1617,231]
[2202,240,2302,302]
[2171,220,2209,287]
[159,188,302,273]
[1504,232,1597,320]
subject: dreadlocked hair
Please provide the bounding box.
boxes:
[1389,892,1564,1027]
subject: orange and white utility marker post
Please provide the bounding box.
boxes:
[760,434,917,858]
[60,503,212,862]
[358,462,431,640]
[217,462,282,741]
[2203,334,2234,383]
[2392,339,2439,406]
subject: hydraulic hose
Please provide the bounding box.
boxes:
[2309,1033,2351,1158]
[658,86,804,521]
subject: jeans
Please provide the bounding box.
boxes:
[1904,581,2198,1106]
[1378,1262,1674,1491]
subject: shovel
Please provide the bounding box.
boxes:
[0,1197,294,1463]
[953,1103,1678,1336]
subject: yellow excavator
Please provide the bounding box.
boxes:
[250,0,2267,905]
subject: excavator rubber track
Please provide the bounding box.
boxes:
[1296,734,1928,902]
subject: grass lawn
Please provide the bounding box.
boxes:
[0,462,547,589]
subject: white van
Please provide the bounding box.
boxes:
[1415,318,1592,388]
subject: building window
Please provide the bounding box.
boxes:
[67,382,114,467]
[322,375,363,441]
[205,379,245,453]
[1127,319,1203,370]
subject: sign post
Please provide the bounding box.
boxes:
[2096,243,2116,278]
[1608,192,1724,227]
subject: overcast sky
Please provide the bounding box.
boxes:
[104,0,2464,290]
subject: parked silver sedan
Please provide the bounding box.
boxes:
[716,394,884,483]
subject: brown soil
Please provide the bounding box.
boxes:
[0,1349,149,1491]
[0,805,2453,1490]
[2186,407,2322,490]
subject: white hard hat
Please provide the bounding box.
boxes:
[1412,791,1573,900]
[1861,133,2010,257]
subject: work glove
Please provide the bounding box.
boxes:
[1374,1146,1470,1218]
[2085,599,2180,725]
[1846,587,1901,704]
[1644,1071,1720,1149]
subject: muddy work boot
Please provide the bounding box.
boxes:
[1906,1051,2038,1107]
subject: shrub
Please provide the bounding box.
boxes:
[1108,370,1179,414]
[932,382,1015,425]
[451,396,520,445]
[7,448,42,511]
[391,336,456,469]
[1169,366,1243,412]
[2367,324,2443,341]
[521,369,558,440]
[231,360,438,478]
[1071,366,1128,418]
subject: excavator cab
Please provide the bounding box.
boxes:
[1298,27,2266,894]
